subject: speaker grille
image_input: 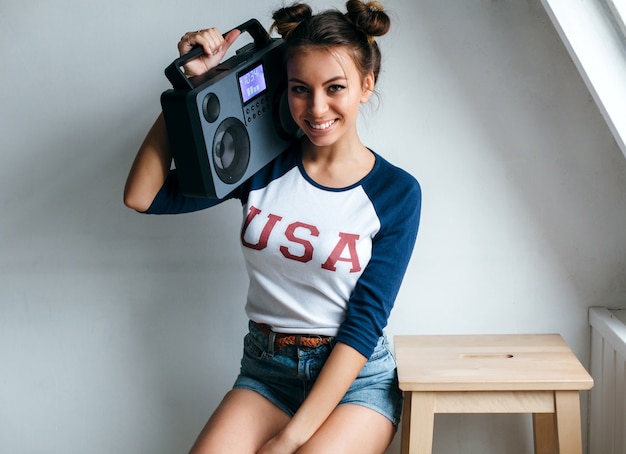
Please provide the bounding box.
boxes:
[212,117,250,184]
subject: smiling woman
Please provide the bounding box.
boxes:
[123,1,421,453]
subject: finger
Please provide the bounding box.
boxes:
[208,29,241,60]
[191,28,240,59]
[177,31,197,55]
[221,28,242,52]
[177,28,224,57]
[194,28,225,57]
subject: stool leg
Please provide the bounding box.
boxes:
[401,392,411,454]
[532,413,557,454]
[401,392,435,454]
[554,390,583,454]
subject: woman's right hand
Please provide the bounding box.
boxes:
[178,27,241,77]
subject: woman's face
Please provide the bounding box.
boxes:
[286,47,374,149]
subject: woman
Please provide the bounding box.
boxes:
[124,1,421,453]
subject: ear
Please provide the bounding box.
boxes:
[360,71,375,103]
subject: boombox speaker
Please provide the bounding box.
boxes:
[161,19,300,199]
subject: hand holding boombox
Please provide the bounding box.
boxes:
[161,19,300,199]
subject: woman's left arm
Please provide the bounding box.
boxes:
[257,342,367,453]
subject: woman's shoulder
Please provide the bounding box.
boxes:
[361,151,421,238]
[368,151,421,195]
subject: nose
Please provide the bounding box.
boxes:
[308,90,328,118]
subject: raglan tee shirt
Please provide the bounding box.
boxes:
[146,140,421,358]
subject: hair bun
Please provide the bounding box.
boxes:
[345,0,391,40]
[271,3,313,39]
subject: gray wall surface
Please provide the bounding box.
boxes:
[2,1,625,453]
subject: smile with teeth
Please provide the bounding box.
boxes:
[307,119,337,130]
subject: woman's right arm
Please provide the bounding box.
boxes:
[123,113,171,212]
[123,28,241,212]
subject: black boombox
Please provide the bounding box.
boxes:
[161,19,300,199]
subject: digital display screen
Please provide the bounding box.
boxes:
[238,63,268,104]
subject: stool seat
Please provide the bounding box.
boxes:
[394,334,593,454]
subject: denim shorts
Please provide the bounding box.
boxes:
[232,321,403,427]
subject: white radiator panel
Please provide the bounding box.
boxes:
[589,307,626,454]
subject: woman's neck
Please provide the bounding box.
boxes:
[300,137,375,188]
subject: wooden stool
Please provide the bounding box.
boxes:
[394,334,593,454]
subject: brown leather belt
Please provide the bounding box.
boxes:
[253,322,333,350]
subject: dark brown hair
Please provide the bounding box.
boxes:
[271,1,391,84]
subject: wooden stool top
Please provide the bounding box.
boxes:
[394,334,593,392]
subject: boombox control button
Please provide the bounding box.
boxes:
[243,94,271,125]
[202,93,220,123]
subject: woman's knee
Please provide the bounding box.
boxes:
[296,404,396,454]
[189,389,290,454]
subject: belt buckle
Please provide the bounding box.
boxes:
[305,335,324,348]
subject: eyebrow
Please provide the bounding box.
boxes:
[288,75,348,85]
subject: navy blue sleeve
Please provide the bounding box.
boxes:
[143,142,301,214]
[335,160,422,358]
[144,170,234,214]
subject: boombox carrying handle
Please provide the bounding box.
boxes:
[164,18,272,90]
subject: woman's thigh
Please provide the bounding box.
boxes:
[296,403,396,454]
[188,388,291,454]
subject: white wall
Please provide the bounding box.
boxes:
[2,1,625,453]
